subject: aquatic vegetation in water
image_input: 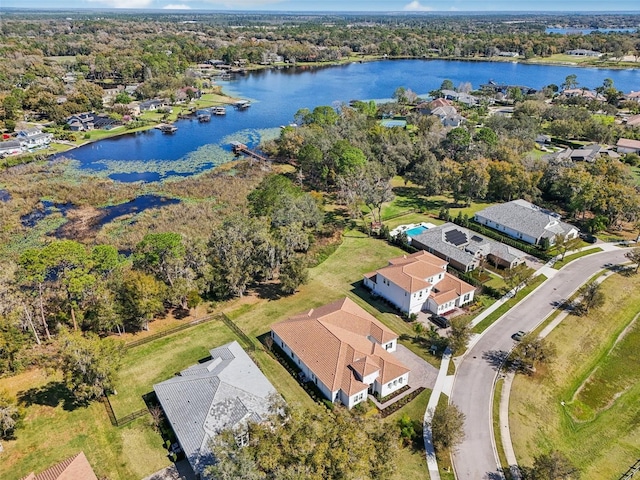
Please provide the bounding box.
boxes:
[90,143,236,179]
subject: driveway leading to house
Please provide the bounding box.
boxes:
[394,344,439,390]
[450,248,630,480]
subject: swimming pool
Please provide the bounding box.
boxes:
[406,225,428,237]
[380,119,407,128]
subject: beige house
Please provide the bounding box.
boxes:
[271,298,410,409]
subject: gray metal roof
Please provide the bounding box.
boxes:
[411,222,526,268]
[474,200,576,241]
[154,341,279,478]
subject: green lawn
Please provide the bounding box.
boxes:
[386,389,431,479]
[509,272,640,479]
[472,274,547,334]
[552,247,602,270]
[0,371,170,480]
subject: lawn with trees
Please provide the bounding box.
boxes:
[509,271,640,479]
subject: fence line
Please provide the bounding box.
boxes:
[125,313,222,349]
[101,394,149,427]
[219,313,256,351]
[620,459,640,480]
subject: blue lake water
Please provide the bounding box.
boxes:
[60,59,640,183]
[546,27,638,35]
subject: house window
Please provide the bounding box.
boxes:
[385,342,392,350]
[235,431,250,448]
[388,382,392,388]
[419,291,423,298]
[393,379,397,386]
[463,293,470,302]
[399,377,403,384]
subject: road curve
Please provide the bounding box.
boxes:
[450,248,629,480]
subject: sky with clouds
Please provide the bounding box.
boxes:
[1,0,639,11]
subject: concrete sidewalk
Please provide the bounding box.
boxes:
[423,349,452,480]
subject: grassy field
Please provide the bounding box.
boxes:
[509,271,640,479]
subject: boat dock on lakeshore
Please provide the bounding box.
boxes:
[157,124,178,133]
[230,141,267,162]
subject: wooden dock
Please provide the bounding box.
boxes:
[230,141,268,162]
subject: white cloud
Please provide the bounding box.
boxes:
[163,3,191,8]
[200,0,286,7]
[403,1,433,11]
[88,0,154,7]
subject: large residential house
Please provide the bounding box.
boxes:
[139,99,169,112]
[154,341,280,478]
[271,298,410,409]
[20,452,98,480]
[566,49,602,57]
[544,144,619,163]
[623,114,640,128]
[440,89,479,106]
[0,140,25,157]
[474,199,579,246]
[363,251,476,315]
[410,222,527,272]
[616,138,640,154]
[66,113,116,132]
[561,88,606,102]
[17,127,53,149]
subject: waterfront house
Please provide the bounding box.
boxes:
[154,341,280,478]
[271,297,410,409]
[66,112,116,131]
[363,251,475,315]
[0,140,25,157]
[139,99,169,112]
[617,138,640,154]
[474,199,578,246]
[566,49,603,57]
[17,127,52,149]
[440,90,479,106]
[410,222,527,272]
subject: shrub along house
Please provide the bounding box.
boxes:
[363,251,475,316]
[474,199,579,247]
[271,298,410,409]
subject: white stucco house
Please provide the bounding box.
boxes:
[271,297,410,409]
[474,199,579,246]
[363,251,476,316]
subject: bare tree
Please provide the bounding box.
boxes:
[576,281,605,315]
[625,247,640,273]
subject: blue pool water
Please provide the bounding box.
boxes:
[380,119,407,128]
[406,226,428,237]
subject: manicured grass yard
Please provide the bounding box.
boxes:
[509,272,640,479]
[1,235,439,479]
[0,370,169,480]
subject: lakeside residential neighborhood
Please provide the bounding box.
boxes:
[2,8,640,480]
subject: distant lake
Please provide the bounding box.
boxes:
[546,27,638,34]
[60,59,640,183]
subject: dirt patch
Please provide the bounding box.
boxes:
[55,205,106,241]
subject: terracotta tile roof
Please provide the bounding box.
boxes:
[429,98,452,109]
[430,274,475,306]
[271,298,409,396]
[377,251,447,293]
[21,452,98,480]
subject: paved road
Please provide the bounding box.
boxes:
[450,248,629,480]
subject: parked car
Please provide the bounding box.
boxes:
[430,315,450,329]
[512,330,527,341]
[580,232,597,244]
